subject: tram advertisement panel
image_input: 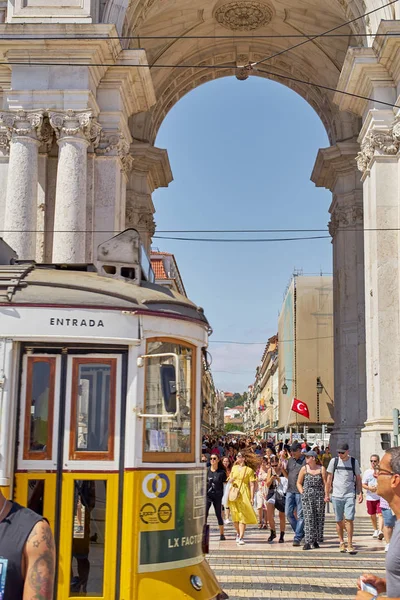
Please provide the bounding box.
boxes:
[138,469,206,572]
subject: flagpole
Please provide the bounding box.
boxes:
[284,398,294,434]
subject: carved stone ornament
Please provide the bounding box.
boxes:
[126,205,156,237]
[49,110,102,148]
[328,205,363,238]
[357,120,400,173]
[214,1,273,31]
[0,109,43,138]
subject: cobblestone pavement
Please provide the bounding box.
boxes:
[207,514,387,599]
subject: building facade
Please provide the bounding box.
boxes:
[278,275,335,436]
[1,1,400,457]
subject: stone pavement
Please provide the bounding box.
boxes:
[207,514,387,599]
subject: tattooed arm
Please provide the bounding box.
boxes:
[23,520,55,600]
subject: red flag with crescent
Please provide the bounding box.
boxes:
[292,398,310,419]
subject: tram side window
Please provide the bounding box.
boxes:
[70,359,116,461]
[144,340,194,457]
[23,357,56,461]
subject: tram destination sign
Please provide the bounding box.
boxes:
[0,307,138,341]
[138,470,206,572]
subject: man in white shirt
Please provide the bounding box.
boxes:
[362,454,384,539]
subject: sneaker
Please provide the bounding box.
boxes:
[238,538,245,545]
[313,542,320,549]
[385,543,390,552]
[235,534,240,543]
[224,519,230,525]
[372,530,379,538]
[378,530,384,540]
[293,540,301,547]
[279,532,285,544]
[339,542,346,553]
[347,545,356,554]
[303,543,312,550]
[268,530,277,543]
[220,534,226,541]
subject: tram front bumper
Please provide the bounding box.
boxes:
[137,558,228,599]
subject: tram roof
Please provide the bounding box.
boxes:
[0,262,209,327]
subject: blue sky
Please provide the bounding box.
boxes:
[153,76,332,393]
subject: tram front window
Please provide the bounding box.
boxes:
[24,357,55,460]
[144,340,194,457]
[71,480,106,597]
[70,358,116,460]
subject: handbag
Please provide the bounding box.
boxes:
[229,467,247,502]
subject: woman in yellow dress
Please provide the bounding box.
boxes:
[228,451,258,545]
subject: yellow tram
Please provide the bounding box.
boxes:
[0,230,226,599]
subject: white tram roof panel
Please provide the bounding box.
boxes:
[0,263,209,326]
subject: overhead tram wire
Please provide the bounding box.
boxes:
[250,0,399,68]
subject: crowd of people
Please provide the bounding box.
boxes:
[202,436,394,554]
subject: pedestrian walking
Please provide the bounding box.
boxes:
[206,454,227,541]
[297,450,327,550]
[221,456,232,524]
[325,442,363,554]
[283,442,305,546]
[228,451,258,545]
[362,454,384,539]
[321,446,332,469]
[266,455,287,543]
[356,446,400,599]
[255,456,269,529]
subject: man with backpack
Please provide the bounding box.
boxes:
[325,442,363,554]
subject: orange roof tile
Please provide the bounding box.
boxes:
[151,259,168,280]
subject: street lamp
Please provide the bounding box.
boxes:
[269,397,274,405]
[281,382,288,395]
[316,377,323,423]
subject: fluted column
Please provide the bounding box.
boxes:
[1,110,44,259]
[49,110,101,263]
[312,141,366,459]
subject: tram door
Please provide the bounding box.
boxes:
[14,351,124,600]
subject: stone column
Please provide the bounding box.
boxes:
[126,143,173,255]
[1,110,44,259]
[312,142,366,459]
[334,24,400,460]
[49,110,101,263]
[356,121,400,459]
[93,131,134,255]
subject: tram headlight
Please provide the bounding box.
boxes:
[190,575,203,591]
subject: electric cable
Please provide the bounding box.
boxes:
[250,0,399,68]
[153,235,330,242]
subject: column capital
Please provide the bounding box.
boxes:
[0,109,45,153]
[328,201,363,238]
[130,142,173,192]
[96,130,134,175]
[311,141,360,191]
[356,118,400,174]
[49,109,102,148]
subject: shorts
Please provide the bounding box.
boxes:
[255,490,267,510]
[332,496,356,522]
[381,507,396,528]
[366,500,382,516]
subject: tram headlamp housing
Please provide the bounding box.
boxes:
[190,575,203,591]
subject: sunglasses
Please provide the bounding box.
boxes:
[371,460,378,463]
[338,451,346,455]
[210,457,218,461]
